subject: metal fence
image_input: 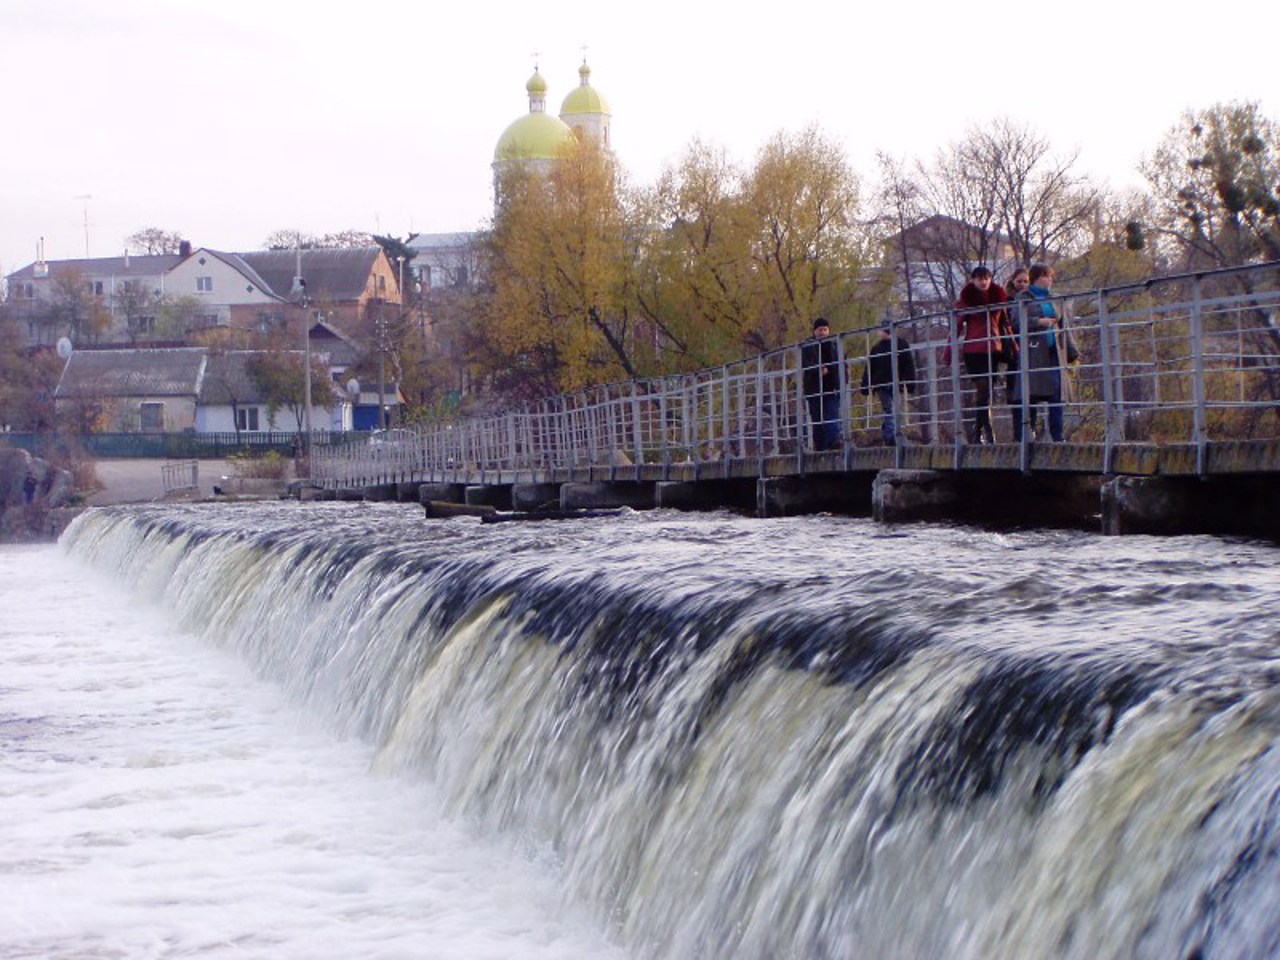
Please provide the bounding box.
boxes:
[0,430,349,460]
[313,261,1280,487]
[160,459,199,494]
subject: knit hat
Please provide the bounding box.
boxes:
[812,317,830,331]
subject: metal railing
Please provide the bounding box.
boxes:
[0,430,348,460]
[160,459,199,494]
[313,262,1280,487]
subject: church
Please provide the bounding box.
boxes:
[408,60,612,291]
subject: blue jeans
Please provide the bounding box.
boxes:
[874,387,896,444]
[807,393,840,450]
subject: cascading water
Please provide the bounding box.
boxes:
[62,502,1280,959]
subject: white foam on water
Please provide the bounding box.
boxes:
[0,543,628,960]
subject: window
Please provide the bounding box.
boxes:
[196,276,213,292]
[236,407,261,432]
[128,316,156,335]
[19,282,34,299]
[139,402,164,432]
[87,280,104,296]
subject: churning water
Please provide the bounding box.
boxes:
[9,502,1280,958]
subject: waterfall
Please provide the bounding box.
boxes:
[62,504,1280,959]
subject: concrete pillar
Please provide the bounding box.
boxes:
[465,484,513,510]
[561,482,656,511]
[418,483,465,505]
[363,483,398,502]
[871,470,960,523]
[512,483,561,512]
[1101,476,1195,535]
[756,474,872,518]
[657,479,755,511]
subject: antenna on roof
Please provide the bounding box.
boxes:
[33,238,48,278]
[73,194,92,256]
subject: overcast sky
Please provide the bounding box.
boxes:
[1,0,1274,276]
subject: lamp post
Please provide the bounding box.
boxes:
[377,295,386,431]
[292,247,312,474]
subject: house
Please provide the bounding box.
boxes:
[54,347,347,435]
[196,350,349,434]
[406,232,480,292]
[161,248,287,334]
[54,347,206,432]
[882,214,1019,316]
[164,245,402,339]
[4,254,182,348]
[5,245,404,348]
[344,378,405,432]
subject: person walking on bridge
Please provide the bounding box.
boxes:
[948,266,1009,444]
[860,320,918,445]
[802,317,842,451]
[1010,263,1075,442]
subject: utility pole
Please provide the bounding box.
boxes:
[377,294,387,431]
[292,246,312,474]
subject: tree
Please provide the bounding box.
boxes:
[634,139,760,367]
[245,348,332,432]
[34,266,112,346]
[113,281,164,343]
[872,152,927,316]
[262,229,376,251]
[979,118,1099,268]
[635,129,874,364]
[157,294,204,340]
[125,227,184,256]
[743,125,871,350]
[263,229,319,251]
[904,120,1098,304]
[482,138,638,397]
[0,314,60,431]
[1142,101,1280,270]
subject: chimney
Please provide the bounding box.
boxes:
[179,239,192,257]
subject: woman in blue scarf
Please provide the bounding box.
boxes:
[1010,263,1066,441]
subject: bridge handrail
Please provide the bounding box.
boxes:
[313,260,1280,487]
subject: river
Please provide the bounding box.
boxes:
[5,502,1280,958]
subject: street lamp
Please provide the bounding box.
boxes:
[292,247,312,474]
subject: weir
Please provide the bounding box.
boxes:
[62,503,1280,959]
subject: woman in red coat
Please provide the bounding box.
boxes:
[951,266,1009,444]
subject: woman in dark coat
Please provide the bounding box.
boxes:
[949,266,1008,444]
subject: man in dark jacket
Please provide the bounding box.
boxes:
[859,321,918,445]
[801,317,841,450]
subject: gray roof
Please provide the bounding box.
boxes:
[309,319,362,367]
[197,351,267,405]
[198,350,344,405]
[6,254,182,282]
[408,232,478,252]
[232,248,386,302]
[55,348,206,399]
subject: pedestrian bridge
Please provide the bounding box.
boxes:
[311,262,1280,534]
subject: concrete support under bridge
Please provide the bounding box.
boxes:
[327,455,1279,537]
[1101,475,1280,537]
